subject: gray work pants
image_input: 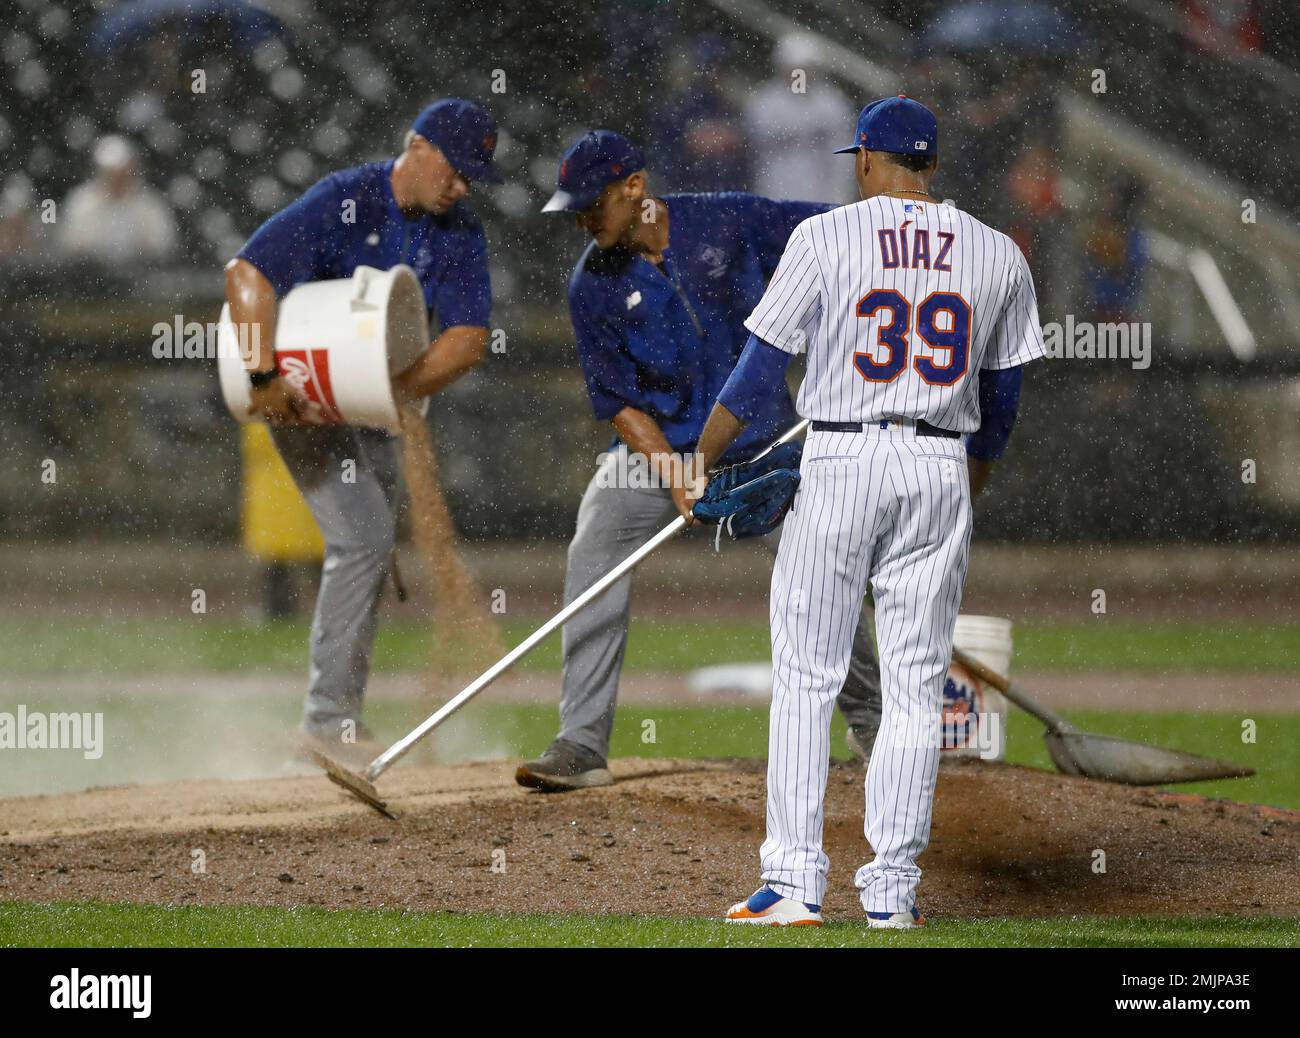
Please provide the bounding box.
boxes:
[268,425,401,731]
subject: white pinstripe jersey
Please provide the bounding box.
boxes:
[744,196,1046,433]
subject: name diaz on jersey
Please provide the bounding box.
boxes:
[877,223,953,271]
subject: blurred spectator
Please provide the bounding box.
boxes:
[595,0,675,132]
[648,33,749,192]
[742,34,857,205]
[58,136,177,264]
[942,59,1055,223]
[0,173,45,261]
[1006,141,1062,220]
[1079,177,1147,325]
[1005,138,1064,294]
[1182,0,1262,57]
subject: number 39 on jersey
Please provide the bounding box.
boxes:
[854,289,971,386]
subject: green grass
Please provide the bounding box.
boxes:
[0,615,763,676]
[5,689,1295,810]
[1017,620,1300,672]
[1,902,1295,948]
[503,705,1299,812]
[0,616,1297,675]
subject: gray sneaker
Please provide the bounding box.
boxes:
[845,724,877,764]
[298,719,385,770]
[515,738,613,792]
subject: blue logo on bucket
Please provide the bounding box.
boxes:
[941,666,984,751]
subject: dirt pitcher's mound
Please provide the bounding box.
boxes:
[2,758,1297,920]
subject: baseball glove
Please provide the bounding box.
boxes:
[691,441,803,546]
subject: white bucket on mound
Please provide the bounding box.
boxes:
[941,614,1013,762]
[218,264,430,433]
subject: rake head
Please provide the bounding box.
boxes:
[307,747,396,819]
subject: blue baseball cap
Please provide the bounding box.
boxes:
[542,130,645,213]
[411,99,503,184]
[834,95,938,157]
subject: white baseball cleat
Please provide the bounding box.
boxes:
[865,906,926,929]
[725,887,823,927]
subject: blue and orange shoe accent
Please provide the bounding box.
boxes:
[725,886,824,927]
[865,905,926,929]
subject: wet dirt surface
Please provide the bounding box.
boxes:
[2,758,1297,920]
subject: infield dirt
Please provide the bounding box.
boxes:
[2,758,1297,921]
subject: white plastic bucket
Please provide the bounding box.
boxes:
[941,614,1013,762]
[218,264,430,433]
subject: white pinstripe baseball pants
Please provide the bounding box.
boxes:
[762,423,972,913]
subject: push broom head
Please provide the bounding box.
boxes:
[307,747,396,819]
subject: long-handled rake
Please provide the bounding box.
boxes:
[952,648,1254,785]
[310,419,812,816]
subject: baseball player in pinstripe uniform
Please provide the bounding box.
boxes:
[685,96,1047,926]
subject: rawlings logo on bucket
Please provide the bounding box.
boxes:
[278,350,343,424]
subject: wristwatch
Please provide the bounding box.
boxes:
[249,365,279,389]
